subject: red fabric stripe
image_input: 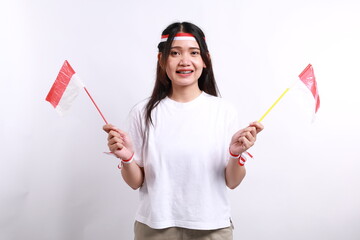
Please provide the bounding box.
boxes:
[45,60,76,108]
[299,64,320,113]
[229,148,239,157]
[122,152,134,162]
[174,33,195,37]
[161,33,195,39]
[246,152,253,158]
[237,160,244,166]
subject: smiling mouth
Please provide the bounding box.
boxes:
[176,70,193,74]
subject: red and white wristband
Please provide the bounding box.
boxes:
[229,149,254,166]
[103,151,135,169]
[117,152,135,169]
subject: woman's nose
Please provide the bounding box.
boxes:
[179,54,191,66]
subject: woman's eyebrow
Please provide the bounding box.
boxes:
[171,46,200,50]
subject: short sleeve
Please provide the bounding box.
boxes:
[215,98,242,163]
[126,101,147,167]
[224,99,242,143]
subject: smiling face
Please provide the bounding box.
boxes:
[165,38,206,92]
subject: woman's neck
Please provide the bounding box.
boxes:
[169,85,202,103]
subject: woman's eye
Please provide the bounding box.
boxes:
[170,51,180,56]
[191,51,200,55]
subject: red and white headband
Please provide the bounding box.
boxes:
[160,33,197,43]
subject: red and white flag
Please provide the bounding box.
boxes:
[46,60,84,115]
[298,64,320,113]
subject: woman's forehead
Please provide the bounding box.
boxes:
[171,39,200,49]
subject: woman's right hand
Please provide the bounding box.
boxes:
[103,124,134,160]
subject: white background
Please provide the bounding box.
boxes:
[1,0,360,239]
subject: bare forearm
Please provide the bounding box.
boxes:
[226,121,264,189]
[225,158,246,189]
[121,162,144,190]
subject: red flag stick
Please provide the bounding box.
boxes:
[83,87,108,124]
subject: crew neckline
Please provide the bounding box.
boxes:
[164,91,206,108]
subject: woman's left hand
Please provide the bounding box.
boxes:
[229,121,264,155]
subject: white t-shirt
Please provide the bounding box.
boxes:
[128,92,241,230]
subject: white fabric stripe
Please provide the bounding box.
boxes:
[55,73,85,116]
[244,152,253,159]
[161,36,197,42]
[240,152,253,163]
[229,155,239,159]
[122,156,134,164]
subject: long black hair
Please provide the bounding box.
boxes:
[145,22,219,127]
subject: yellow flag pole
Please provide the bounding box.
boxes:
[258,88,290,122]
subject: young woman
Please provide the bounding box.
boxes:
[103,22,264,240]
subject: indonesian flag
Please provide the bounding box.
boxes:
[46,60,84,115]
[298,64,320,113]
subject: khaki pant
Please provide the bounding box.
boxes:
[134,221,233,240]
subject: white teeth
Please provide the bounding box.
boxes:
[178,71,192,74]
